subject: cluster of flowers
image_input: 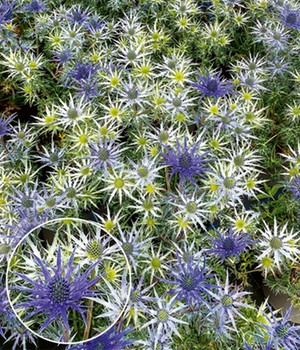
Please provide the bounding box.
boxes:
[1,0,300,349]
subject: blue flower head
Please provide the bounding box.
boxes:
[69,62,98,83]
[162,253,216,306]
[0,0,16,24]
[85,15,104,31]
[117,226,151,273]
[0,295,37,350]
[74,77,99,101]
[206,227,254,262]
[67,327,133,350]
[27,0,45,13]
[262,305,300,349]
[191,70,234,99]
[11,246,102,335]
[208,271,253,331]
[129,273,155,313]
[67,5,90,25]
[161,136,211,185]
[268,57,290,77]
[279,4,300,30]
[13,206,52,239]
[7,181,41,213]
[288,175,300,200]
[0,278,10,338]
[0,113,15,138]
[87,137,123,175]
[52,49,74,66]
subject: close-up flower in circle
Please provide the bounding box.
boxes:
[6,219,131,344]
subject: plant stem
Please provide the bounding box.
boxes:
[83,298,94,340]
[117,316,124,333]
[83,268,96,340]
[73,310,78,335]
[165,167,171,192]
[63,326,70,342]
[34,14,39,55]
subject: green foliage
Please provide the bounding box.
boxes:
[265,267,300,306]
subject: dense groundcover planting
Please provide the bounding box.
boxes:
[1,0,300,349]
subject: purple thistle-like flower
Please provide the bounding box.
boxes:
[0,279,37,350]
[141,291,187,343]
[35,144,65,168]
[52,49,74,66]
[0,277,38,350]
[0,113,15,138]
[161,253,216,306]
[74,76,99,101]
[67,5,90,25]
[137,326,172,349]
[0,279,9,338]
[117,226,151,273]
[68,62,99,100]
[14,206,52,239]
[268,58,291,77]
[161,136,211,185]
[1,208,52,250]
[288,175,300,199]
[279,4,300,31]
[191,70,234,99]
[84,15,104,31]
[27,0,45,13]
[267,57,290,77]
[3,313,37,350]
[36,184,68,214]
[69,62,98,82]
[87,137,123,175]
[207,271,253,331]
[11,246,102,334]
[265,25,289,51]
[7,181,40,213]
[206,227,254,262]
[67,327,134,350]
[0,0,16,24]
[262,305,300,349]
[129,273,155,313]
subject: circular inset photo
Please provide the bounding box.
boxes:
[6,218,131,344]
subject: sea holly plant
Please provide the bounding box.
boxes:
[6,218,131,343]
[1,0,300,349]
[9,246,102,341]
